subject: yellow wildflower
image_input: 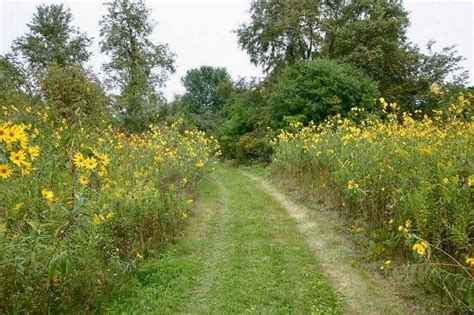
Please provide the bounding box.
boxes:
[27,146,40,160]
[105,212,114,220]
[91,214,102,225]
[9,150,27,167]
[79,175,89,185]
[98,166,107,177]
[429,83,443,96]
[466,257,474,267]
[4,125,19,142]
[412,241,429,256]
[418,146,432,155]
[0,164,13,179]
[84,157,98,170]
[41,189,55,203]
[20,161,31,175]
[97,153,110,166]
[468,175,474,187]
[73,152,85,168]
[154,155,165,164]
[347,179,359,190]
[195,160,205,168]
[0,123,8,141]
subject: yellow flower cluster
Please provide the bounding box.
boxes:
[271,91,473,284]
[1,99,219,312]
[73,150,110,183]
[347,179,359,190]
[91,212,114,225]
[0,121,40,179]
[412,241,429,256]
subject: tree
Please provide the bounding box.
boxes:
[13,4,91,70]
[218,78,273,162]
[237,0,467,111]
[181,66,232,114]
[99,0,175,131]
[323,0,410,95]
[39,65,109,125]
[0,54,28,95]
[270,59,379,126]
[236,0,323,73]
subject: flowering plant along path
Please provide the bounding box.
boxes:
[109,165,420,314]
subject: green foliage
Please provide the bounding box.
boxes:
[39,65,109,125]
[0,55,29,96]
[234,130,273,164]
[99,0,175,132]
[178,66,232,132]
[323,0,410,97]
[12,4,91,70]
[236,0,322,73]
[270,59,379,126]
[217,79,273,162]
[181,66,232,114]
[237,0,467,112]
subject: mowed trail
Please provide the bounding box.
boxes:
[242,170,419,315]
[109,165,419,314]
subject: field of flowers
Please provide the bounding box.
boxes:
[0,100,219,312]
[271,93,473,311]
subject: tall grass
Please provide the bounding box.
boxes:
[271,93,473,311]
[0,101,219,313]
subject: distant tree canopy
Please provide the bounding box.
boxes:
[0,55,28,96]
[218,79,273,163]
[181,66,232,114]
[13,4,91,70]
[270,59,379,126]
[99,0,175,131]
[237,0,466,109]
[236,0,323,73]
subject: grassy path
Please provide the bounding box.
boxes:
[109,165,415,314]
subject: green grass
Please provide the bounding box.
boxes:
[107,165,342,314]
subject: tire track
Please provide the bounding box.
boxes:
[242,170,420,315]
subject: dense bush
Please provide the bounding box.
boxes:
[235,130,273,164]
[218,80,272,162]
[40,65,109,124]
[271,93,473,312]
[270,59,379,126]
[0,100,218,312]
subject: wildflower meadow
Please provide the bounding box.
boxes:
[1,0,473,313]
[0,101,218,312]
[271,92,474,310]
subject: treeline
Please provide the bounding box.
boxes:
[166,0,471,163]
[1,0,174,131]
[1,0,471,162]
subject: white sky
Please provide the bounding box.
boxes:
[1,0,473,101]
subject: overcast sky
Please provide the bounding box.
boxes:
[1,0,473,100]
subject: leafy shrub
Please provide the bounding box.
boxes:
[218,81,272,162]
[0,98,218,313]
[271,93,473,312]
[270,59,379,126]
[235,130,273,164]
[40,65,109,124]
